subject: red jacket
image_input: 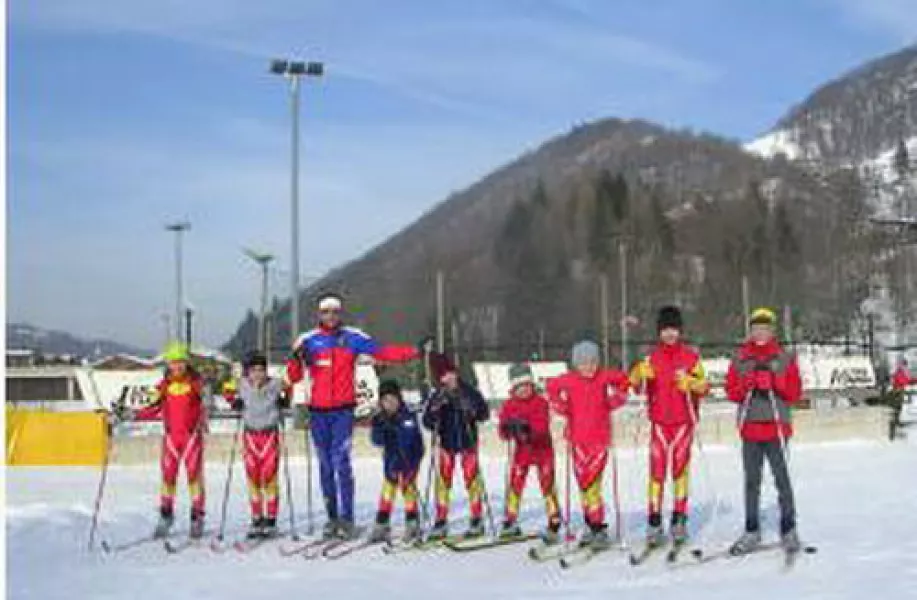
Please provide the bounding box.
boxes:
[892,366,915,391]
[498,392,553,461]
[286,324,418,412]
[135,373,205,437]
[725,339,802,442]
[634,342,708,426]
[546,369,629,447]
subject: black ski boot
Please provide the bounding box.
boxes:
[247,517,265,540]
[499,520,523,539]
[261,517,278,539]
[465,517,485,539]
[153,507,174,539]
[427,520,448,541]
[189,510,205,540]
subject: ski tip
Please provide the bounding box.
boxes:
[804,545,818,554]
[689,548,703,559]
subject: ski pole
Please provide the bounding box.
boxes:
[609,416,623,547]
[683,385,718,549]
[503,437,513,528]
[564,434,574,542]
[421,430,438,531]
[88,415,115,551]
[215,416,243,544]
[303,409,314,535]
[280,412,300,541]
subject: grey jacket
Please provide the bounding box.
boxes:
[239,377,285,431]
[733,351,795,425]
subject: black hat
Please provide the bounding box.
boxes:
[656,305,683,332]
[428,352,457,382]
[244,351,268,369]
[378,379,402,398]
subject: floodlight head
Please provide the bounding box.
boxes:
[269,59,289,75]
[242,247,275,264]
[165,221,191,232]
[288,61,307,75]
[306,62,324,76]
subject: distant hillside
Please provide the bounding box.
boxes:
[6,323,152,359]
[225,116,885,361]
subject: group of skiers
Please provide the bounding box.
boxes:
[112,292,806,557]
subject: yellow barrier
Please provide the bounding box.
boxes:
[5,409,108,466]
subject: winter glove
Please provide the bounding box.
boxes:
[231,398,245,412]
[503,418,532,442]
[631,359,655,385]
[676,371,708,395]
[417,336,435,356]
[752,370,774,391]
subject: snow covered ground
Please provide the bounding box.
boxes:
[8,438,917,600]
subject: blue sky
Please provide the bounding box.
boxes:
[7,0,917,351]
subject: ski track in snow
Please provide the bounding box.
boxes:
[7,440,917,599]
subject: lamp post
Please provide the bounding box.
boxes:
[165,221,191,340]
[269,58,324,348]
[243,248,275,356]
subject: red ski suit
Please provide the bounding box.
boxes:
[725,339,803,442]
[546,369,629,527]
[892,366,915,391]
[498,392,560,527]
[631,342,709,519]
[135,373,206,515]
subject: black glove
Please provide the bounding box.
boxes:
[231,398,245,412]
[277,392,291,410]
[503,418,531,441]
[418,336,435,356]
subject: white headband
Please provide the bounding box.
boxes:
[318,297,343,311]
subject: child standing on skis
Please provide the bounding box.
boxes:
[725,308,803,555]
[121,342,208,539]
[368,379,425,543]
[629,306,709,548]
[422,352,490,540]
[546,340,629,551]
[498,363,561,542]
[227,351,289,539]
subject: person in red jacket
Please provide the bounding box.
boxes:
[285,293,421,540]
[630,306,709,547]
[498,363,561,542]
[122,342,208,539]
[546,340,629,551]
[890,358,915,439]
[725,307,803,555]
[892,359,915,391]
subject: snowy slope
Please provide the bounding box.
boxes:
[7,440,917,600]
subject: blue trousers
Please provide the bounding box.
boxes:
[310,409,355,522]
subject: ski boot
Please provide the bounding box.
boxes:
[585,523,611,552]
[368,522,391,544]
[246,517,265,540]
[645,525,666,549]
[540,521,562,546]
[321,519,339,540]
[499,520,523,540]
[261,517,278,539]
[403,516,421,544]
[337,519,358,541]
[189,510,205,540]
[153,507,174,539]
[426,520,449,541]
[464,517,485,539]
[781,528,801,554]
[670,513,689,546]
[729,530,762,556]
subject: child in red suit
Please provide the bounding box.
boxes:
[546,340,629,550]
[630,306,710,547]
[498,363,561,542]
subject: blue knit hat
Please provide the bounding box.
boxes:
[571,340,600,366]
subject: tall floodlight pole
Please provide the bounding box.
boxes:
[165,221,191,340]
[269,58,324,347]
[870,216,917,358]
[243,248,276,354]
